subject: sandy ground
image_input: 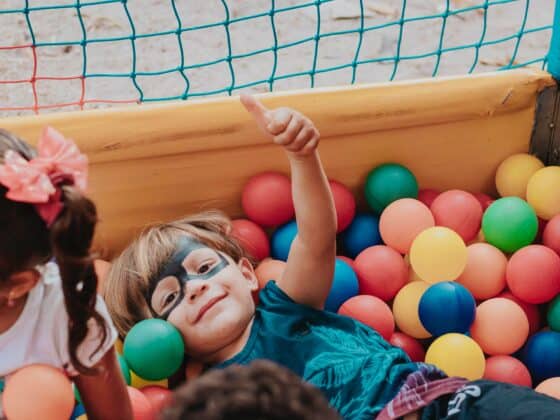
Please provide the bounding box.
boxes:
[0,0,555,117]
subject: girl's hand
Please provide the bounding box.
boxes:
[241,94,320,157]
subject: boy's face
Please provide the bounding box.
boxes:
[147,236,258,360]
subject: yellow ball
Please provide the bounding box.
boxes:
[130,370,168,389]
[115,338,124,355]
[495,153,544,199]
[526,166,560,220]
[410,227,467,283]
[77,415,88,420]
[392,281,431,339]
[425,333,485,380]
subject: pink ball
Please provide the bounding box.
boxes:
[499,291,541,335]
[418,189,440,208]
[231,219,270,261]
[128,386,156,420]
[337,255,355,270]
[431,190,483,242]
[473,192,495,210]
[506,245,560,304]
[242,172,294,227]
[389,332,426,362]
[483,355,532,387]
[329,180,356,233]
[354,246,408,301]
[141,386,173,415]
[543,215,560,255]
[535,377,560,399]
[338,295,395,340]
[379,199,435,254]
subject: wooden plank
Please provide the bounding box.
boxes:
[530,84,560,164]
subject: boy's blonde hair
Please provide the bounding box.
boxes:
[103,211,252,337]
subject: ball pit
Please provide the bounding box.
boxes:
[340,213,381,258]
[389,332,426,362]
[338,295,395,340]
[393,281,431,339]
[141,386,173,414]
[495,153,544,199]
[535,377,560,399]
[522,331,560,384]
[483,355,532,387]
[417,188,440,208]
[127,386,156,420]
[329,180,356,233]
[324,259,359,312]
[255,259,286,289]
[430,190,483,243]
[231,219,270,261]
[270,220,298,261]
[543,215,560,255]
[526,166,560,220]
[364,163,418,213]
[548,295,560,332]
[242,172,294,227]
[499,291,542,335]
[425,333,485,380]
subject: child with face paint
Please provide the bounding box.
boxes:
[104,96,560,420]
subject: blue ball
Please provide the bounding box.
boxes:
[418,281,475,337]
[522,331,560,383]
[271,220,298,261]
[0,377,4,392]
[324,259,359,312]
[71,404,86,420]
[340,213,381,258]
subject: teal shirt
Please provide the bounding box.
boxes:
[217,282,420,419]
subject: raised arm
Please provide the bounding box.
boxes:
[241,95,337,309]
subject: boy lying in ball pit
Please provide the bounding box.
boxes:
[104,95,560,419]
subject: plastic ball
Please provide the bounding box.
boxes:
[231,219,270,261]
[115,338,124,355]
[364,163,418,213]
[409,227,467,283]
[522,331,560,383]
[470,298,529,355]
[495,153,544,199]
[130,370,169,389]
[340,213,381,258]
[337,255,355,270]
[329,180,356,232]
[430,190,483,243]
[456,243,507,300]
[543,215,560,255]
[71,404,86,420]
[419,282,476,337]
[499,291,541,335]
[535,377,560,399]
[417,188,440,208]
[270,220,298,261]
[124,319,185,381]
[483,355,532,387]
[389,332,426,362]
[3,365,74,420]
[425,333,485,380]
[119,353,132,385]
[526,166,560,220]
[255,259,286,289]
[548,295,560,332]
[482,197,538,253]
[506,245,560,304]
[338,295,395,340]
[242,172,294,227]
[128,386,156,420]
[473,192,494,211]
[325,259,359,312]
[354,245,408,301]
[392,281,431,339]
[379,198,435,254]
[141,386,173,414]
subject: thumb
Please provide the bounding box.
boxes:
[240,94,271,129]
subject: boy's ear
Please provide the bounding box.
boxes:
[8,269,40,300]
[238,258,259,292]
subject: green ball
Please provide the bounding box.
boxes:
[364,163,418,213]
[74,384,82,404]
[482,197,538,253]
[118,354,132,385]
[123,319,185,381]
[548,294,560,332]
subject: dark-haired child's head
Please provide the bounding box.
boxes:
[161,360,340,420]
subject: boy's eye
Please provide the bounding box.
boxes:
[164,291,179,307]
[198,261,214,274]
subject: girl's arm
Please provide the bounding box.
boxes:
[241,95,337,309]
[74,348,133,420]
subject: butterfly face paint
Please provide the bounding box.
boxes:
[146,237,229,320]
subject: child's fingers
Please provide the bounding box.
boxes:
[267,108,293,135]
[286,125,315,152]
[240,94,270,128]
[273,114,305,146]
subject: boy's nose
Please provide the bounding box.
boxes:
[186,281,209,302]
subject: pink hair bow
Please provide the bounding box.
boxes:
[0,126,88,226]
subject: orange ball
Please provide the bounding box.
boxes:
[535,377,560,399]
[354,246,408,301]
[3,365,74,420]
[456,243,507,300]
[498,291,541,335]
[338,295,395,340]
[470,298,529,355]
[255,259,286,289]
[329,180,356,233]
[431,190,483,243]
[543,215,560,255]
[379,198,435,254]
[231,219,270,261]
[128,386,156,420]
[389,332,426,362]
[141,386,173,415]
[483,355,532,387]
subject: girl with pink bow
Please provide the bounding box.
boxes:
[0,128,132,419]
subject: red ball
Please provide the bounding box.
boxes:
[543,215,560,255]
[473,192,495,210]
[506,245,560,304]
[430,190,483,242]
[337,255,355,270]
[128,386,156,420]
[354,246,408,301]
[231,219,270,261]
[242,172,294,227]
[418,189,440,208]
[498,291,541,335]
[141,386,173,415]
[483,355,532,387]
[329,180,356,233]
[389,332,426,362]
[338,295,395,340]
